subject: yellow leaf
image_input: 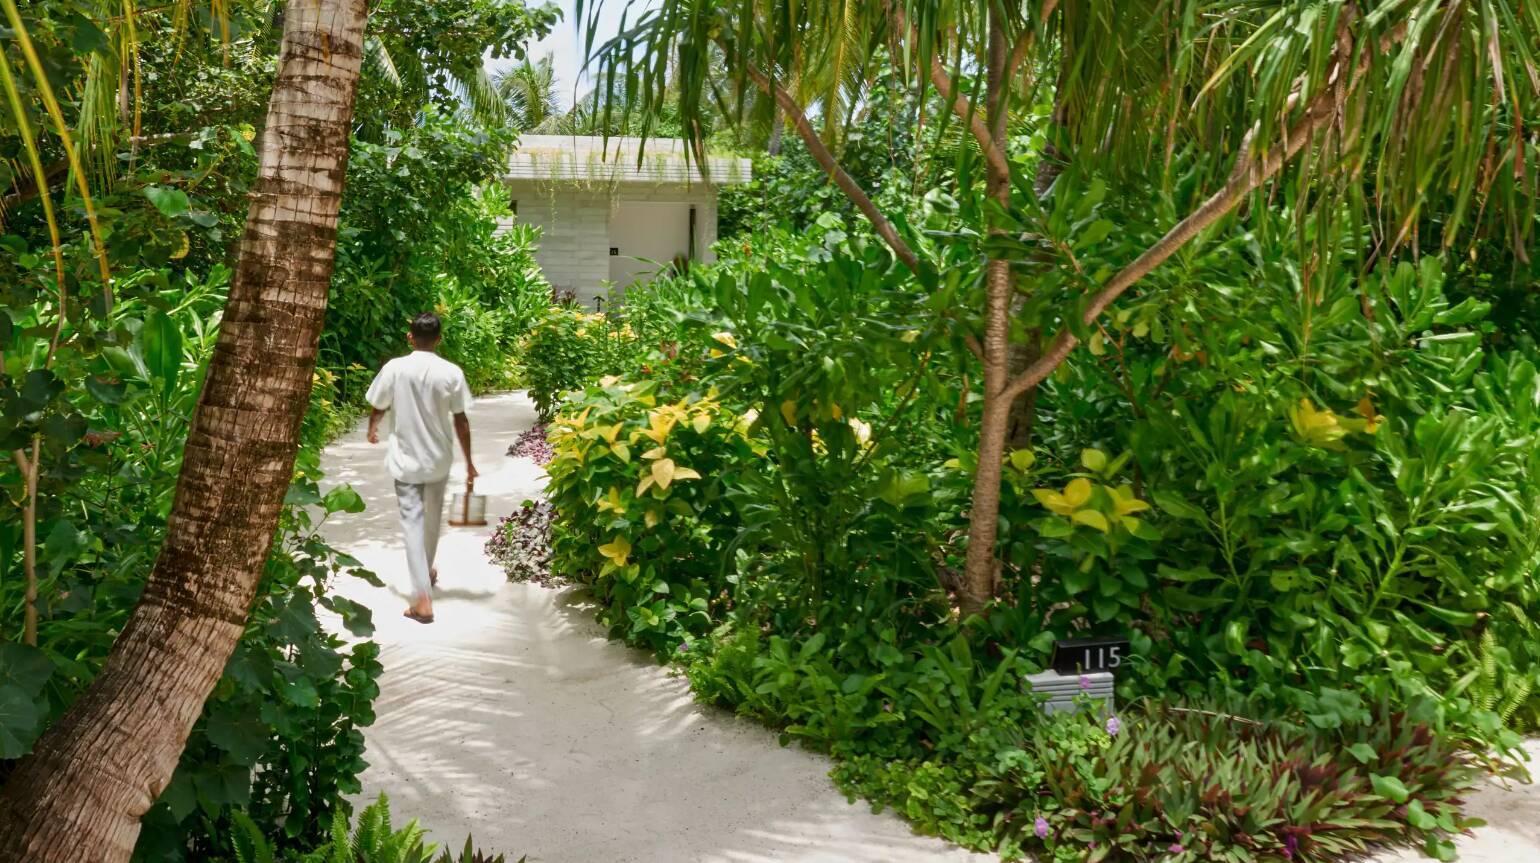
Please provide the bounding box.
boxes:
[692,413,711,433]
[652,458,676,490]
[849,418,872,445]
[1089,330,1107,356]
[1009,449,1036,472]
[1109,484,1150,516]
[598,535,631,566]
[1289,399,1348,450]
[830,402,843,420]
[598,423,623,443]
[636,475,654,496]
[1063,477,1093,508]
[643,409,678,444]
[1032,488,1076,516]
[711,331,737,349]
[596,486,627,514]
[611,442,631,463]
[673,466,701,481]
[780,400,798,426]
[1072,509,1111,532]
[645,508,661,528]
[642,446,666,460]
[1081,448,1108,473]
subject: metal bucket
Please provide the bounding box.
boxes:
[447,478,487,527]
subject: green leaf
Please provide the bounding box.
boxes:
[145,186,190,218]
[0,643,54,697]
[1151,491,1206,521]
[1345,742,1378,764]
[137,310,183,399]
[1406,799,1438,830]
[84,375,127,405]
[205,710,270,764]
[1080,448,1109,472]
[1076,218,1115,249]
[322,485,367,514]
[1370,773,1411,803]
[0,685,41,759]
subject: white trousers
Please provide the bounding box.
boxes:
[394,479,447,600]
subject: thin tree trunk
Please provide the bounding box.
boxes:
[767,109,784,155]
[11,443,38,646]
[957,8,1017,617]
[0,2,369,859]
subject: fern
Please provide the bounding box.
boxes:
[228,810,275,863]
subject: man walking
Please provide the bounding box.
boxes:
[366,312,477,624]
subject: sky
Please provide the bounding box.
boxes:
[487,0,659,110]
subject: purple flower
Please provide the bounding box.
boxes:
[1079,675,1091,691]
[677,642,690,653]
[1284,834,1299,859]
[1169,844,1185,854]
[1105,716,1122,737]
[1033,817,1049,839]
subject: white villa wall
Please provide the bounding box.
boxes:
[504,183,723,309]
[507,190,612,307]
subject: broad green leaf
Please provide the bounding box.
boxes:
[145,185,190,217]
[0,685,41,759]
[1081,448,1108,472]
[1370,773,1411,803]
[322,485,366,514]
[137,309,183,398]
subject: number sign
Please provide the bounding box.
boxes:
[1051,637,1131,674]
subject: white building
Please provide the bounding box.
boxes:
[500,135,753,309]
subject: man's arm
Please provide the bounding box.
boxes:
[367,408,386,444]
[454,412,477,483]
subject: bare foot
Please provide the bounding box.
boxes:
[430,568,439,588]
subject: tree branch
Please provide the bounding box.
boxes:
[0,159,68,213]
[741,63,923,274]
[1003,16,1390,402]
[885,1,1011,183]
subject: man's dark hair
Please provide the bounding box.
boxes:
[410,312,441,342]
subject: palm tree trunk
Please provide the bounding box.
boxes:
[0,2,369,860]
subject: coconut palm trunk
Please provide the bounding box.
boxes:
[0,2,370,859]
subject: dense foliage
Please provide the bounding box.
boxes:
[3,0,552,857]
[532,190,1538,858]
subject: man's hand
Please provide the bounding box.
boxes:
[367,408,386,444]
[466,462,479,485]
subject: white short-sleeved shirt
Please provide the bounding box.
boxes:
[365,351,473,483]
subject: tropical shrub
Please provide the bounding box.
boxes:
[520,308,643,420]
[544,381,758,655]
[0,262,389,860]
[536,211,1539,859]
[504,424,553,465]
[486,499,556,586]
[229,794,521,863]
[837,695,1483,863]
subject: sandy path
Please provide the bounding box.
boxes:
[318,391,983,863]
[318,390,1539,863]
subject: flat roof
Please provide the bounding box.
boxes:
[504,135,752,187]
